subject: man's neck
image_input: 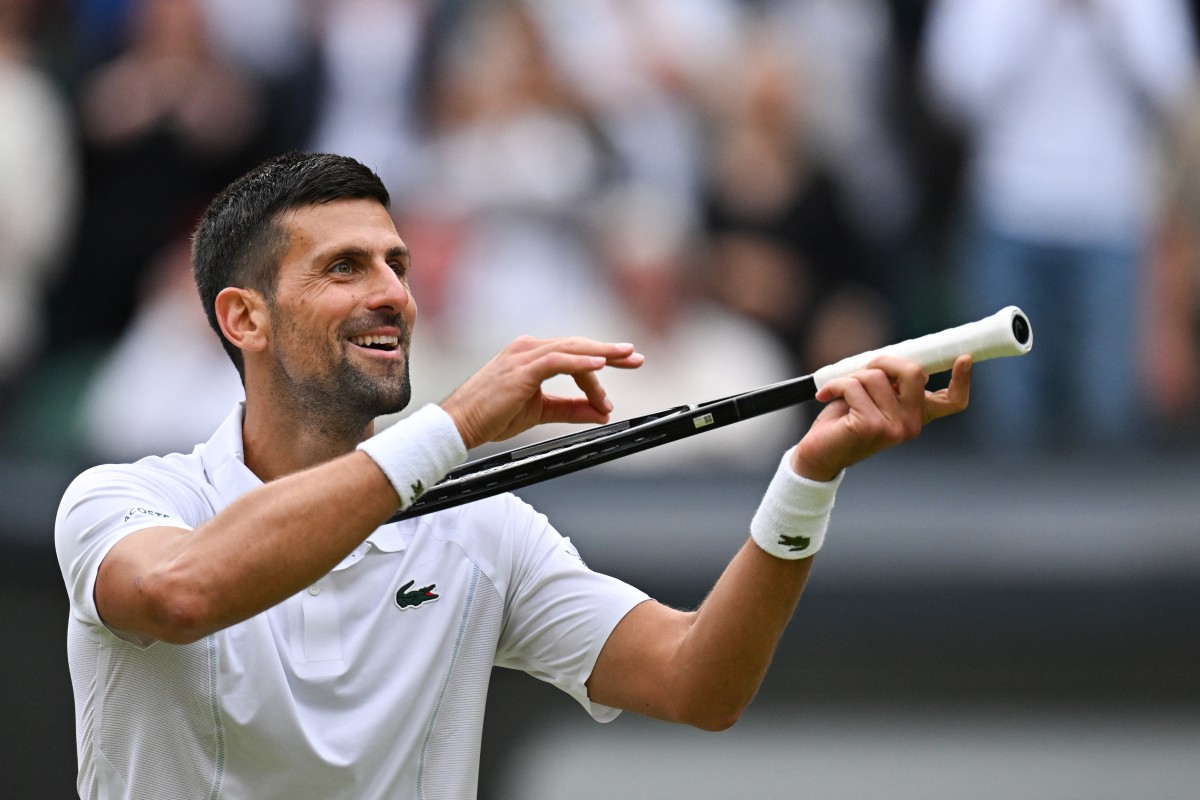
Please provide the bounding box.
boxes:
[240,393,375,482]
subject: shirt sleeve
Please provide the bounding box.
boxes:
[492,500,650,723]
[55,463,197,639]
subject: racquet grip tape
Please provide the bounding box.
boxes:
[812,306,1032,390]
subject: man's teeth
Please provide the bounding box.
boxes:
[350,334,400,347]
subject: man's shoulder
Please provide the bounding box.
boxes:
[71,446,207,488]
[418,492,563,582]
[61,447,212,517]
[425,492,546,539]
[55,449,214,582]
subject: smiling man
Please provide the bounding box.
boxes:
[56,152,970,799]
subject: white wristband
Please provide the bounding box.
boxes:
[750,450,844,560]
[357,404,468,510]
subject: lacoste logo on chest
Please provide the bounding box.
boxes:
[395,579,440,610]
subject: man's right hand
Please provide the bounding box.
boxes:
[440,336,644,450]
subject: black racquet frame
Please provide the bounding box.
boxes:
[387,374,819,522]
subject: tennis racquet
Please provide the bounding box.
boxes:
[387,306,1033,522]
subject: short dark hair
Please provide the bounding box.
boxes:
[192,151,391,378]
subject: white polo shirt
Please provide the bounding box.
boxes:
[56,404,650,800]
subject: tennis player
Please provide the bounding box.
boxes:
[55,152,971,799]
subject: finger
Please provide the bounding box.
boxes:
[528,337,638,363]
[538,395,613,426]
[864,356,929,402]
[572,368,613,414]
[814,356,925,404]
[831,361,916,420]
[827,367,926,446]
[605,351,645,369]
[820,375,889,430]
[856,370,923,442]
[524,342,640,381]
[856,367,907,419]
[526,344,639,409]
[924,355,972,423]
[529,351,609,383]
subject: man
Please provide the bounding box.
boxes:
[56,152,971,799]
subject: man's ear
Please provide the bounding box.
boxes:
[215,287,270,355]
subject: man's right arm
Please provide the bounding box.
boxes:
[88,337,642,645]
[93,449,402,644]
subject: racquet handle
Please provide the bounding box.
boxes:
[812,305,1033,390]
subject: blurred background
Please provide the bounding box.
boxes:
[3,0,1200,796]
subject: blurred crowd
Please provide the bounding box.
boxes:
[2,0,1200,468]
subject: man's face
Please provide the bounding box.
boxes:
[265,198,418,425]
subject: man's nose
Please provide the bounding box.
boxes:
[366,263,411,312]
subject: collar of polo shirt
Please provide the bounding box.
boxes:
[200,402,413,572]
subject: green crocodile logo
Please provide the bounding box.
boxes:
[395,580,440,610]
[777,534,811,553]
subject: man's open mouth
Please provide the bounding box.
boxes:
[349,334,400,352]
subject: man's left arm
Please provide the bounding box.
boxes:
[586,356,972,730]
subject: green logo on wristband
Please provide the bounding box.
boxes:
[777,534,811,553]
[410,480,426,500]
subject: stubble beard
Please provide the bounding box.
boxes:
[329,352,412,420]
[273,312,414,441]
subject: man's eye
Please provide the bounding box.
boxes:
[330,262,354,275]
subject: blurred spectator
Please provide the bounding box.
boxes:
[48,0,267,353]
[702,20,892,377]
[922,0,1198,451]
[527,0,742,198]
[78,235,244,461]
[396,0,612,372]
[576,182,800,468]
[200,0,320,152]
[382,1,802,464]
[0,0,79,409]
[305,0,435,200]
[761,0,917,260]
[1144,79,1200,440]
[496,182,800,470]
[72,0,133,67]
[200,0,310,83]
